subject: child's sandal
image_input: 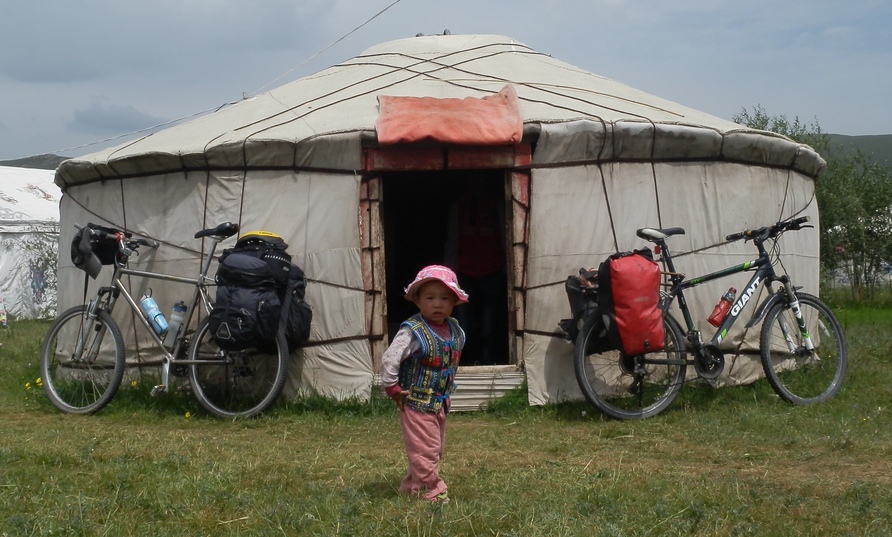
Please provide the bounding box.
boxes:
[430,491,450,504]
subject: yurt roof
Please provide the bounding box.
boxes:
[0,166,61,233]
[56,34,824,187]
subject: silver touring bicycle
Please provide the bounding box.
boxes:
[40,222,289,419]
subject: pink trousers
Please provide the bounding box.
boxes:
[399,405,448,500]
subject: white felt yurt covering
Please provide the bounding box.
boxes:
[54,34,824,406]
[0,166,60,319]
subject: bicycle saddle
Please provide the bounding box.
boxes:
[194,222,240,240]
[636,227,686,242]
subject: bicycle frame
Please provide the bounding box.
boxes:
[656,236,816,358]
[663,253,772,343]
[86,237,223,394]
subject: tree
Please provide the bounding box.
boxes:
[733,106,830,153]
[733,106,892,301]
[817,151,892,299]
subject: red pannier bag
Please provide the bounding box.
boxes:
[597,248,664,355]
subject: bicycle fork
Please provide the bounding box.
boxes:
[71,300,107,363]
[777,281,816,355]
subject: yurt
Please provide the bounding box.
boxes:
[0,166,60,319]
[54,34,825,408]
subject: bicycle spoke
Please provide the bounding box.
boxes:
[760,293,846,405]
[574,314,686,420]
[40,306,126,414]
[189,318,289,418]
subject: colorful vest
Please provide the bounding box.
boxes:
[398,314,466,413]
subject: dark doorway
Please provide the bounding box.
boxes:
[382,169,510,366]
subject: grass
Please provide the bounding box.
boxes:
[1,307,891,536]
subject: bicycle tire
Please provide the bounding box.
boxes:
[759,292,846,405]
[574,313,687,420]
[40,305,126,414]
[188,317,289,419]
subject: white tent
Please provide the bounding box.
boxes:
[53,34,824,407]
[0,166,60,319]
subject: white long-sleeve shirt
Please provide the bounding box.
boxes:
[380,326,421,388]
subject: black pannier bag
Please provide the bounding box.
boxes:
[208,231,312,351]
[208,252,282,350]
[228,232,293,288]
[558,268,616,355]
[558,268,599,343]
[597,247,665,355]
[280,264,313,350]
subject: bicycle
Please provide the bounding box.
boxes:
[40,222,290,419]
[570,216,847,420]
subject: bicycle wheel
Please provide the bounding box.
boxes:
[574,313,687,420]
[188,318,289,419]
[759,292,846,404]
[40,305,126,414]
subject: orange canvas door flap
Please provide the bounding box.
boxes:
[376,85,523,146]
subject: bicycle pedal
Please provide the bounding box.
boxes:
[150,384,167,396]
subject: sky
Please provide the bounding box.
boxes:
[1,0,890,161]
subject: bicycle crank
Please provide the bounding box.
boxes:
[695,344,725,380]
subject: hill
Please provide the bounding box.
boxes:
[0,154,69,170]
[827,134,892,167]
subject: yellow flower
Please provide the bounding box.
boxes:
[36,377,43,387]
[130,380,138,388]
[185,411,192,419]
[24,382,31,390]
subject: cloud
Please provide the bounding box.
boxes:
[0,0,889,160]
[67,102,167,136]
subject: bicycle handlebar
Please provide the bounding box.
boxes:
[74,223,156,257]
[130,238,159,249]
[76,222,235,252]
[725,216,811,243]
[74,223,113,240]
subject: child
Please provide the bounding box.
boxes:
[381,265,468,504]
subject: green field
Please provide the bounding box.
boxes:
[1,308,890,536]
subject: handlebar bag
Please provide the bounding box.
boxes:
[598,247,664,355]
[70,226,103,279]
[70,223,129,279]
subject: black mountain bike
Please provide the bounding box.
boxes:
[571,216,847,420]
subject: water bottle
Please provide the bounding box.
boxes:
[707,287,737,327]
[162,301,187,348]
[139,290,168,336]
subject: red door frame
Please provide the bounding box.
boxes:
[360,144,532,368]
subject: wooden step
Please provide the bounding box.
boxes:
[452,366,526,411]
[372,365,526,412]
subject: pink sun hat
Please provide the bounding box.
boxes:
[404,265,469,304]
